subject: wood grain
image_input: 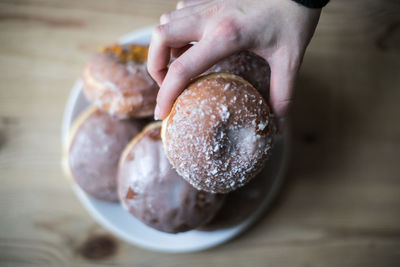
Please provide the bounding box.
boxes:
[0,0,399,266]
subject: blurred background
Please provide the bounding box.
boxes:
[0,0,399,266]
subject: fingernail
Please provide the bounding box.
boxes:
[154,105,160,120]
[160,14,168,25]
[176,1,184,9]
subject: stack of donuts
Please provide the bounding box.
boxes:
[63,43,276,233]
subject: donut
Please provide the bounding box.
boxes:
[82,44,158,119]
[65,106,145,202]
[204,51,270,100]
[161,73,275,194]
[118,122,225,233]
[199,164,272,230]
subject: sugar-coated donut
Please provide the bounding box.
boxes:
[199,164,272,230]
[118,122,225,233]
[204,51,270,100]
[66,107,145,202]
[82,44,158,118]
[162,73,275,194]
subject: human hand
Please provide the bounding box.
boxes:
[148,0,321,131]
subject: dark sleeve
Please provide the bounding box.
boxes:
[291,0,330,8]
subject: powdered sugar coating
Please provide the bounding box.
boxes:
[163,73,275,194]
[204,51,271,100]
[118,123,225,233]
[82,45,158,118]
[200,162,273,230]
[68,108,145,201]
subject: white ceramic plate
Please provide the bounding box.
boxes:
[61,27,290,253]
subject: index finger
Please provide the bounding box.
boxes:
[147,17,202,85]
[155,37,240,119]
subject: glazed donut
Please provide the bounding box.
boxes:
[82,44,158,119]
[204,50,270,100]
[161,73,275,194]
[118,122,225,233]
[65,106,145,202]
[199,164,272,230]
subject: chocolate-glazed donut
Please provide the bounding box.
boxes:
[204,50,270,100]
[82,44,158,118]
[66,107,145,202]
[162,73,275,194]
[118,122,225,233]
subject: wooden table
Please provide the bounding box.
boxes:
[1,0,399,266]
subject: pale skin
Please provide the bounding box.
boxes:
[148,0,321,131]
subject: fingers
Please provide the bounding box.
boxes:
[154,38,239,119]
[268,52,300,132]
[148,31,170,85]
[161,1,210,24]
[147,17,203,85]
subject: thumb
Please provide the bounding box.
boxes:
[268,52,300,132]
